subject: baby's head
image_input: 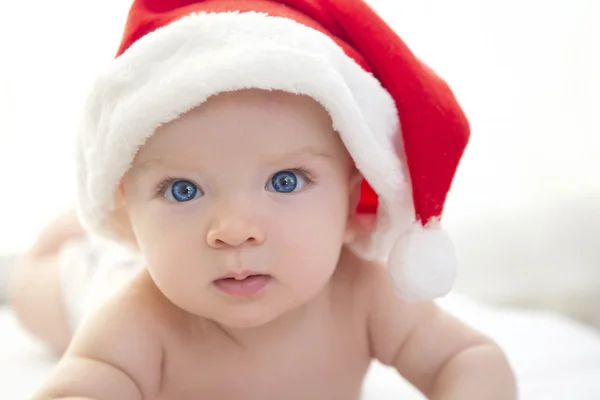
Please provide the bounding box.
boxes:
[117,89,362,327]
[75,0,470,323]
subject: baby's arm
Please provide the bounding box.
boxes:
[31,284,163,400]
[31,356,143,400]
[365,264,517,399]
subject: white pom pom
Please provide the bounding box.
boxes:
[388,224,457,301]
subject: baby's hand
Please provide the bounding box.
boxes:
[31,280,163,400]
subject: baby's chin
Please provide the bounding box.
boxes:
[207,302,289,330]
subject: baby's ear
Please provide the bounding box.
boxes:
[344,170,375,243]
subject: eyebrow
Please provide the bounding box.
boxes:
[133,145,334,174]
[271,146,334,161]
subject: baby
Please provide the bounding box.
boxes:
[21,0,517,399]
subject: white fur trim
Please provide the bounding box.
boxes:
[76,11,413,260]
[387,222,457,301]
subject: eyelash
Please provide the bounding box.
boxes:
[153,167,317,197]
[286,167,316,186]
[154,176,179,198]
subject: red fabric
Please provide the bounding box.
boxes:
[115,0,470,224]
[318,0,470,223]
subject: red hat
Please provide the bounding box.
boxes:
[76,0,470,301]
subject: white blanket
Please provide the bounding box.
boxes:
[2,295,600,399]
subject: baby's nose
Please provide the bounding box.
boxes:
[206,218,265,249]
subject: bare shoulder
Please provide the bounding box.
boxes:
[46,270,165,398]
[333,248,507,396]
[357,253,490,369]
[333,249,450,360]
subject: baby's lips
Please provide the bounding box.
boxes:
[213,275,272,297]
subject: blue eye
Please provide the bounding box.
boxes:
[163,179,202,202]
[266,170,309,193]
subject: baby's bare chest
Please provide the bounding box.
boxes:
[158,317,371,399]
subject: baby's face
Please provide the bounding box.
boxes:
[121,89,361,329]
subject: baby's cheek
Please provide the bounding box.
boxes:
[275,224,341,282]
[273,196,346,261]
[138,225,201,290]
[145,249,205,311]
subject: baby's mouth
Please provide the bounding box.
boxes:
[213,273,272,297]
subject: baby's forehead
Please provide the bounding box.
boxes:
[175,89,333,128]
[134,89,348,163]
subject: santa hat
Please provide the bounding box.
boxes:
[75,0,470,301]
